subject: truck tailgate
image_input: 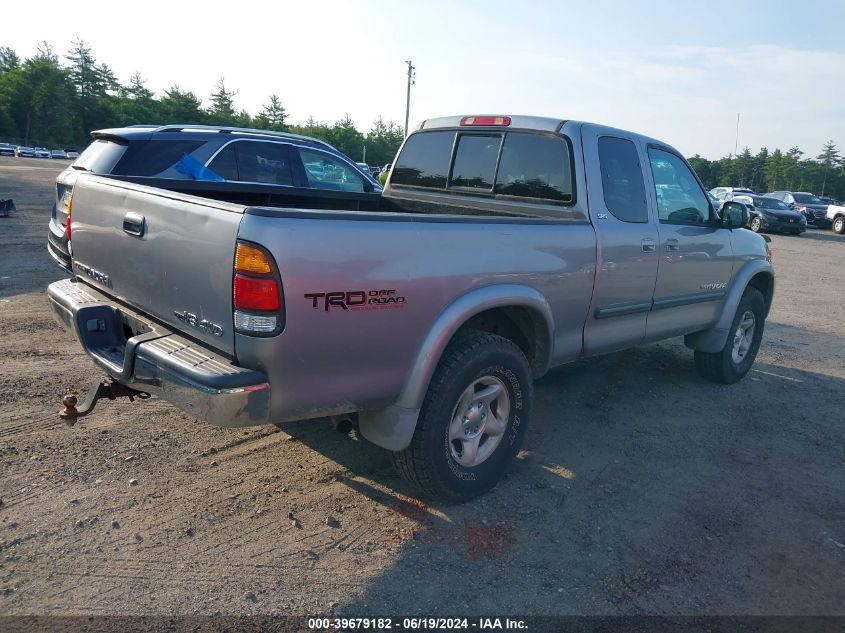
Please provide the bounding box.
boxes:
[68,175,244,355]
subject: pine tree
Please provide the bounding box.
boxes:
[817,140,841,196]
[256,94,287,131]
[207,78,236,124]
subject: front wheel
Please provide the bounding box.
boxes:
[390,331,533,502]
[749,216,763,233]
[833,216,845,235]
[695,288,765,384]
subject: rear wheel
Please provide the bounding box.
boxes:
[695,288,765,384]
[833,216,845,235]
[390,331,533,502]
[749,216,762,233]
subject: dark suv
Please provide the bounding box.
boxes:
[48,125,382,271]
[765,191,830,228]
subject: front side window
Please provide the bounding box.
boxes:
[494,133,572,202]
[391,131,455,189]
[597,136,648,222]
[298,149,364,192]
[648,148,710,224]
[450,134,501,190]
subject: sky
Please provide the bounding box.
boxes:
[4,0,844,159]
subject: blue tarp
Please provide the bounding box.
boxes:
[174,153,224,182]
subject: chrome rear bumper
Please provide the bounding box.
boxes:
[47,278,270,427]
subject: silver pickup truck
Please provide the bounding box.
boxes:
[47,115,774,500]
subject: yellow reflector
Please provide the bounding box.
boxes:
[235,242,273,274]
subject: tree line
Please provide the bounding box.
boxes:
[1,40,843,197]
[0,40,405,167]
[688,142,843,199]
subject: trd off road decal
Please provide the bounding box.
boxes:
[304,289,407,311]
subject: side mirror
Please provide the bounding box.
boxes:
[787,202,795,208]
[720,201,748,229]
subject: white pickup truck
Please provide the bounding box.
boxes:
[48,115,774,500]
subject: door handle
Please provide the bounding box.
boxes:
[665,238,680,252]
[122,212,146,237]
[641,238,655,253]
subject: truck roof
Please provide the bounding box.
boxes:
[416,115,671,150]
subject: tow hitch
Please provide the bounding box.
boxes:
[60,377,151,426]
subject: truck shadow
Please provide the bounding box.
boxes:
[278,325,845,615]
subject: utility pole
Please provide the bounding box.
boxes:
[733,112,740,158]
[404,60,416,137]
[362,144,366,163]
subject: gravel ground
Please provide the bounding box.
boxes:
[0,156,843,619]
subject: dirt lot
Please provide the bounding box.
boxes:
[0,156,843,618]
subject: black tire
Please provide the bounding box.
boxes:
[833,216,845,235]
[749,216,762,233]
[390,330,533,502]
[695,288,765,384]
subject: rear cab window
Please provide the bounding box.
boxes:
[391,131,455,189]
[391,129,574,205]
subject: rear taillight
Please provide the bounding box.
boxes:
[233,241,284,336]
[65,195,72,242]
[233,275,279,311]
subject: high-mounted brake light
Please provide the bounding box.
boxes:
[235,242,273,274]
[460,116,511,127]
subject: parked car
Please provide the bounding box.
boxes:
[707,192,722,209]
[714,190,755,213]
[822,203,845,234]
[733,194,806,235]
[355,162,373,178]
[47,125,383,272]
[710,186,754,197]
[0,143,16,156]
[48,114,772,500]
[34,147,50,158]
[765,191,830,228]
[15,146,35,157]
[50,149,68,159]
[64,149,80,159]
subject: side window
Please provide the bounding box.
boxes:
[647,148,710,224]
[115,140,204,176]
[236,142,294,186]
[207,143,238,181]
[597,137,648,222]
[449,134,501,190]
[494,133,573,202]
[391,131,455,189]
[297,149,364,192]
